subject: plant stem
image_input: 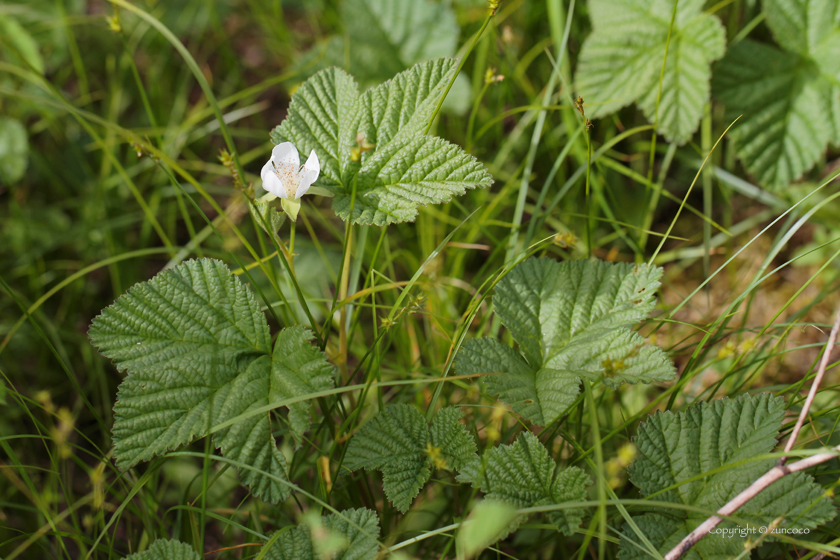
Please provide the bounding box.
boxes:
[782,305,840,457]
[425,8,497,134]
[664,444,840,560]
[644,0,679,192]
[289,218,296,276]
[664,304,840,560]
[583,379,606,560]
[584,127,592,258]
[339,224,353,383]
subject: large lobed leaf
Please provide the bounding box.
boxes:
[296,0,470,113]
[89,259,335,504]
[456,258,674,426]
[713,0,840,188]
[618,393,836,560]
[574,0,726,143]
[313,0,456,85]
[343,405,476,512]
[457,432,591,536]
[270,58,493,225]
[261,508,380,560]
[123,539,199,560]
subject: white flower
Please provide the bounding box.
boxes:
[260,142,320,200]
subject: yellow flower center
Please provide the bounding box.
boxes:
[273,161,301,199]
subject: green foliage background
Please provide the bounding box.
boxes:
[1,0,840,558]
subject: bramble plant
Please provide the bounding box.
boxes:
[3,0,840,559]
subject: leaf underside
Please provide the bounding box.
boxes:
[270,58,493,225]
[618,393,836,560]
[574,0,726,143]
[456,258,674,427]
[89,259,335,504]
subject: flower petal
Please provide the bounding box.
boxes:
[259,158,274,194]
[303,149,320,176]
[262,169,288,199]
[271,142,300,168]
[295,150,320,199]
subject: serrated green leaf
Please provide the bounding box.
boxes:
[354,57,461,148]
[766,0,840,139]
[712,0,840,188]
[575,0,725,143]
[270,59,493,225]
[456,259,674,426]
[344,405,476,512]
[271,326,335,448]
[262,508,380,560]
[272,67,359,191]
[263,526,313,560]
[762,0,840,58]
[89,259,335,504]
[336,133,493,225]
[345,0,457,85]
[322,508,381,559]
[296,0,470,113]
[713,41,833,188]
[0,117,29,184]
[123,539,200,560]
[618,393,836,560]
[430,406,477,471]
[456,338,580,426]
[343,404,429,512]
[457,432,590,536]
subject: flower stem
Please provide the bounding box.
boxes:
[339,224,353,383]
[289,217,296,276]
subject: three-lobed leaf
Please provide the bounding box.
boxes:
[712,0,840,188]
[618,393,836,559]
[89,259,335,504]
[261,508,380,560]
[343,404,476,512]
[457,431,591,536]
[575,0,726,143]
[270,58,493,225]
[123,539,199,560]
[456,258,674,427]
